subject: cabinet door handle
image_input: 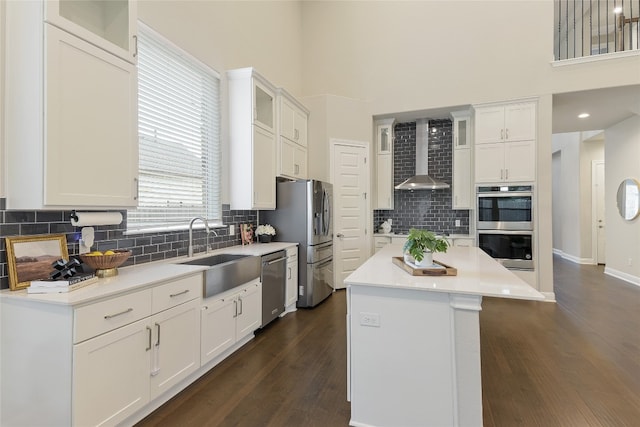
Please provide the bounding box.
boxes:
[146,326,152,351]
[505,128,509,140]
[238,298,243,316]
[104,307,133,319]
[155,323,161,347]
[133,34,138,58]
[134,177,139,201]
[500,169,504,180]
[500,129,504,140]
[505,169,509,180]
[169,289,189,298]
[233,300,238,318]
[288,266,292,280]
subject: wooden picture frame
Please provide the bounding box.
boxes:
[5,234,70,291]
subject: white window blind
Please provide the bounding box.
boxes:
[129,24,221,232]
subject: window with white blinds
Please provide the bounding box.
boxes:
[128,24,221,232]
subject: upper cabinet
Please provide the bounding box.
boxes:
[4,0,139,210]
[474,100,537,184]
[450,110,473,209]
[374,118,395,210]
[228,68,277,210]
[474,102,536,145]
[277,89,309,180]
[44,0,138,63]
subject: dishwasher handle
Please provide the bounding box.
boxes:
[263,256,287,266]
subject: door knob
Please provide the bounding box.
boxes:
[336,233,344,238]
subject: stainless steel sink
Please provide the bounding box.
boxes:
[181,254,261,298]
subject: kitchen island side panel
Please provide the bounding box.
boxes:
[349,285,456,427]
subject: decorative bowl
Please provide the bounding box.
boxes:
[79,250,132,277]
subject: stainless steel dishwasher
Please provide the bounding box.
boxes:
[261,250,287,327]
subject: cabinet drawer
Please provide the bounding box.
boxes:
[152,274,202,313]
[74,289,152,343]
[286,246,298,261]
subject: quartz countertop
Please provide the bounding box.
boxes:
[345,243,544,301]
[0,242,298,306]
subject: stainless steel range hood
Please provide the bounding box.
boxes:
[395,119,450,191]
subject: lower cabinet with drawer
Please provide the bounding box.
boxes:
[0,272,202,427]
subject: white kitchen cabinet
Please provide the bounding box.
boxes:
[451,111,472,209]
[44,0,137,63]
[374,235,392,252]
[474,100,536,184]
[374,118,395,210]
[280,137,308,179]
[73,298,200,425]
[4,2,138,210]
[475,140,536,183]
[1,271,202,427]
[277,89,309,180]
[228,68,277,210]
[200,279,262,366]
[474,102,536,145]
[284,246,299,313]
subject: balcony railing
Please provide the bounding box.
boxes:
[555,0,640,60]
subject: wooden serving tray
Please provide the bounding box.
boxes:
[392,257,458,276]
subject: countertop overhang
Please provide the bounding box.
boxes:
[345,243,545,301]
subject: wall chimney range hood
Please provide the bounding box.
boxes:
[395,119,450,191]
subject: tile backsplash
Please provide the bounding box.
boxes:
[0,204,256,290]
[373,119,470,235]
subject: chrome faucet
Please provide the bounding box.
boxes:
[188,217,217,257]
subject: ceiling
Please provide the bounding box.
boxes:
[552,84,640,133]
[376,84,640,135]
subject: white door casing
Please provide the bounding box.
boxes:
[330,139,371,290]
[593,161,606,265]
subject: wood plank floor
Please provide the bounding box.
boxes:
[137,256,640,426]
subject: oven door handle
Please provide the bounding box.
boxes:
[478,230,532,235]
[477,192,532,198]
[315,258,333,269]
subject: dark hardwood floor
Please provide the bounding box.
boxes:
[137,256,640,426]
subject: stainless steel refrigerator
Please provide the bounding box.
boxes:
[260,179,334,308]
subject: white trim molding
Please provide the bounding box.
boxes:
[604,267,640,288]
[554,249,596,265]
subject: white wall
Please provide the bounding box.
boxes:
[604,115,640,285]
[552,151,562,250]
[0,0,5,199]
[551,132,605,262]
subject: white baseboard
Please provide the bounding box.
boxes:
[604,267,640,288]
[554,249,595,265]
[540,291,556,302]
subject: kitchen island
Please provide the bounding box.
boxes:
[345,244,545,427]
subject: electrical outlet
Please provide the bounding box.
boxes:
[455,219,461,227]
[359,312,381,327]
[229,224,235,235]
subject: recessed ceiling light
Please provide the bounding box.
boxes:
[578,113,590,119]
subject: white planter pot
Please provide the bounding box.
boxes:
[416,251,433,268]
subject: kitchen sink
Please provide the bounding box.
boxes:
[180,254,261,298]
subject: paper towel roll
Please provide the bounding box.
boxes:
[70,211,123,227]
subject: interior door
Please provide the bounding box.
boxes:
[331,141,370,290]
[595,161,606,264]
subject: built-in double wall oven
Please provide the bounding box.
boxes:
[477,185,534,270]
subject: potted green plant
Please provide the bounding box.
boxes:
[402,228,449,267]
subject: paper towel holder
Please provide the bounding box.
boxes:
[70,210,123,227]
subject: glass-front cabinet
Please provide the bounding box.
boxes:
[44,0,138,63]
[375,118,395,210]
[377,120,394,154]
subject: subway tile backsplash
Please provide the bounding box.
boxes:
[0,204,256,290]
[373,119,470,235]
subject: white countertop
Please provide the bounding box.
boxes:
[345,243,544,301]
[374,233,474,239]
[0,242,298,306]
